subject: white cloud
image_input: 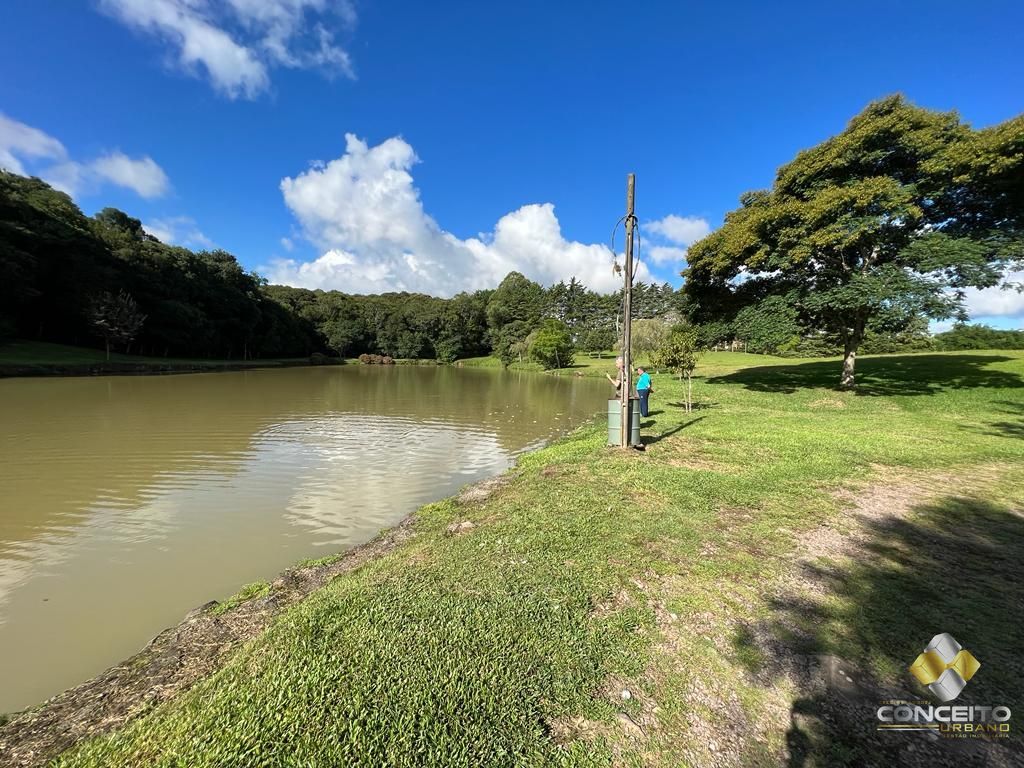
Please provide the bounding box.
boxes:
[92,152,170,199]
[38,161,86,197]
[144,216,213,248]
[269,134,646,295]
[647,245,689,266]
[0,113,67,175]
[280,236,295,251]
[99,0,355,98]
[0,113,169,199]
[645,214,711,247]
[641,214,711,268]
[963,270,1024,318]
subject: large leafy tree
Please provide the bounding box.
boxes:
[487,272,545,365]
[733,295,802,355]
[686,96,1023,388]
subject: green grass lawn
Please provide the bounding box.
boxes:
[456,354,544,372]
[456,349,812,379]
[50,350,1024,767]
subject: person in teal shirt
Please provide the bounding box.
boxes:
[636,366,652,417]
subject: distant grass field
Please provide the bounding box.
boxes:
[0,340,311,371]
[47,350,1024,767]
[456,350,818,378]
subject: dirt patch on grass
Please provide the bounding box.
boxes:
[457,473,514,505]
[0,517,418,768]
[744,464,1022,768]
[644,436,731,472]
[584,464,1021,767]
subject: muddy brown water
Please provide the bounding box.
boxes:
[0,365,608,713]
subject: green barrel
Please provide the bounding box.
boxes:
[607,398,641,446]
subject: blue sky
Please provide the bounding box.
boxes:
[1,1,1022,326]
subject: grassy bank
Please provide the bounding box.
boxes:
[33,351,1024,766]
[0,340,324,377]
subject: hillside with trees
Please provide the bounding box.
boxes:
[3,96,1021,375]
[0,170,680,365]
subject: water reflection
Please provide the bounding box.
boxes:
[0,365,606,713]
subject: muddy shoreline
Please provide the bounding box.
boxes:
[0,471,514,768]
[0,516,418,767]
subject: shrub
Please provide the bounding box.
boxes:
[528,319,574,370]
[357,353,395,365]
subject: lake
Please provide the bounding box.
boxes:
[0,365,609,714]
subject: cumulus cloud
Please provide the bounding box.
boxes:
[144,216,213,248]
[0,113,67,174]
[92,152,170,199]
[962,270,1024,320]
[0,113,169,199]
[647,245,689,266]
[645,214,711,246]
[269,134,645,295]
[642,213,712,266]
[99,0,355,98]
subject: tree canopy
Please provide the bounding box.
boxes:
[685,96,1024,387]
[528,319,574,370]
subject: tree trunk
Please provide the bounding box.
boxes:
[840,345,856,389]
[839,321,865,390]
[105,338,110,362]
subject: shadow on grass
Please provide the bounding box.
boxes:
[734,494,1024,767]
[979,401,1024,440]
[707,354,1023,397]
[641,417,704,446]
[665,401,718,411]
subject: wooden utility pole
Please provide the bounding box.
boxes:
[620,173,636,447]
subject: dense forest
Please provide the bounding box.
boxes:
[1,163,1020,368]
[0,171,681,364]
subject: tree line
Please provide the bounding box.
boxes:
[3,94,1021,381]
[0,170,681,364]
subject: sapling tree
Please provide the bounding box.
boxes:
[653,325,702,412]
[89,290,146,360]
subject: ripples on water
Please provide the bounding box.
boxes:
[0,365,609,712]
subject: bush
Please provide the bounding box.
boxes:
[528,319,574,369]
[652,325,703,412]
[309,352,330,365]
[357,353,396,365]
